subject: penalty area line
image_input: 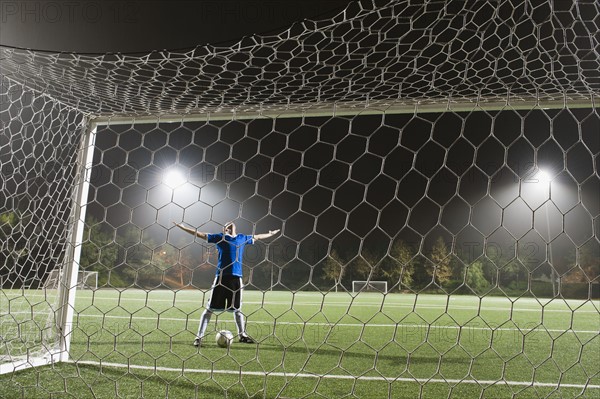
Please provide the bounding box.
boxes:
[69,360,599,390]
[59,312,600,335]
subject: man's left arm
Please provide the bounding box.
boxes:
[253,229,281,240]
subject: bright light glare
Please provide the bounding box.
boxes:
[163,169,187,189]
[535,170,551,184]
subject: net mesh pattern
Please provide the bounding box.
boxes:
[0,0,599,398]
[0,0,598,117]
[0,77,85,365]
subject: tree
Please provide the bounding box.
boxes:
[382,240,416,290]
[115,225,149,286]
[152,244,177,270]
[465,261,489,294]
[322,249,344,291]
[481,256,499,287]
[80,218,118,287]
[428,237,453,285]
[562,242,600,283]
[351,251,378,282]
[499,259,526,289]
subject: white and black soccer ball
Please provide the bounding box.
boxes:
[215,330,234,348]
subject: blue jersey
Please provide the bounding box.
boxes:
[207,233,254,277]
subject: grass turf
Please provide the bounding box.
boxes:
[1,289,599,398]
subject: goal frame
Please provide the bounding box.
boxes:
[0,96,590,376]
[0,122,97,374]
[77,271,99,290]
[43,270,99,290]
[352,280,388,294]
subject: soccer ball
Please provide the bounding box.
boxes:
[215,330,234,348]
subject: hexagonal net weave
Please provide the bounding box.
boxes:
[1,0,599,397]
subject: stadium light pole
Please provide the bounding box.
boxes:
[535,169,557,297]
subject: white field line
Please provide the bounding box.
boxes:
[68,359,600,390]
[6,311,598,335]
[3,296,599,314]
[5,290,598,306]
[6,291,596,303]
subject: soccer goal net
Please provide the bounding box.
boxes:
[44,270,99,290]
[352,280,388,294]
[1,0,599,397]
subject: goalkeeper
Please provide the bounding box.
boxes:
[174,221,280,346]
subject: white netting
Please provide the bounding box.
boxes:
[1,0,599,397]
[0,0,598,117]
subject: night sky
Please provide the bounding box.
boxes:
[1,0,356,53]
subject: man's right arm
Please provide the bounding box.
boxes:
[173,223,208,240]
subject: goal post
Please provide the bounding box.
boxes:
[352,280,388,294]
[0,121,98,373]
[55,123,97,363]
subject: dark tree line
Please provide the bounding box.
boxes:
[2,211,597,298]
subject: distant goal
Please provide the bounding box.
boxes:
[352,281,388,294]
[44,269,99,290]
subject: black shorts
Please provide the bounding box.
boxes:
[207,275,243,311]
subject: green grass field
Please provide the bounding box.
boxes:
[1,289,599,398]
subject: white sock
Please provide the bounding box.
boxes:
[197,310,212,339]
[234,310,246,336]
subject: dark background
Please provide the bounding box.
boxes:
[1,0,598,296]
[0,0,356,52]
[82,108,599,294]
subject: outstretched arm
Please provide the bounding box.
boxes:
[254,229,281,241]
[173,222,208,240]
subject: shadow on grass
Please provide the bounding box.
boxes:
[73,336,471,368]
[23,362,283,399]
[253,339,471,368]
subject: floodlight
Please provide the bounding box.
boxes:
[535,169,551,184]
[163,169,186,189]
